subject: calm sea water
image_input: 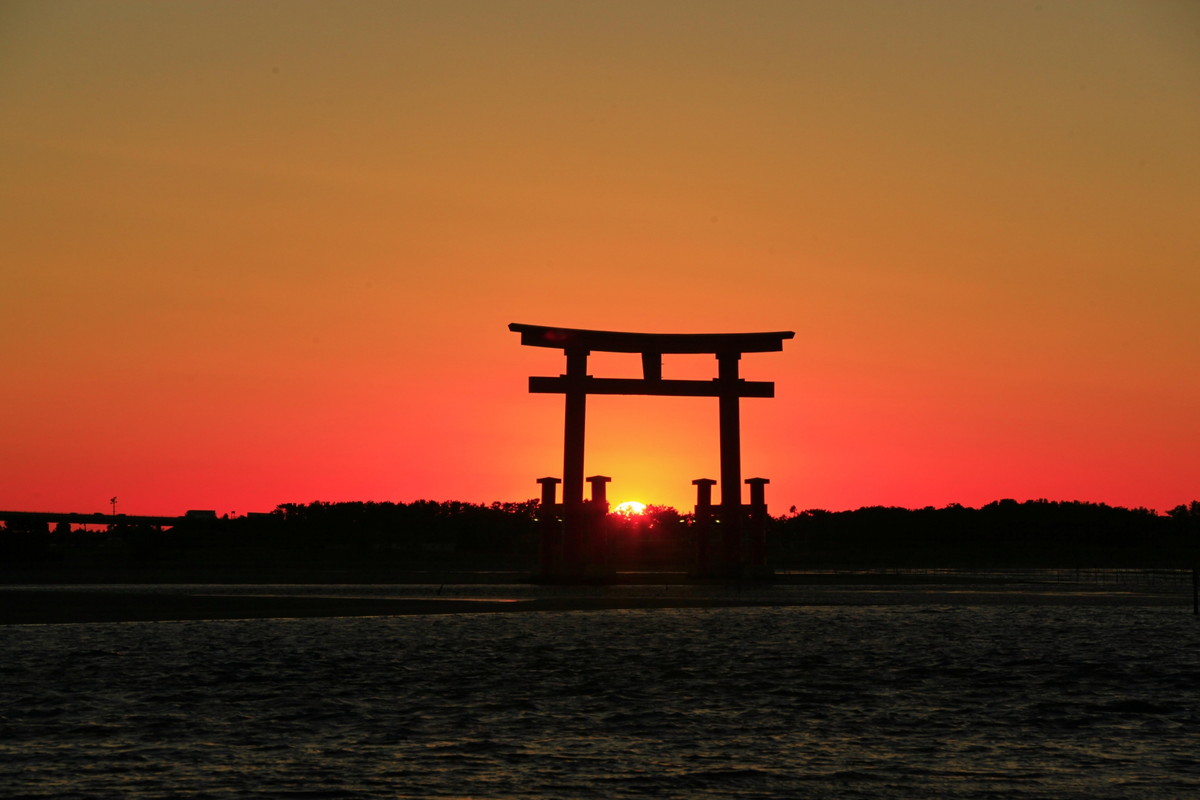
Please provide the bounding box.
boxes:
[3,591,1199,799]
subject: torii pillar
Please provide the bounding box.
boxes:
[717,352,743,513]
[562,348,589,508]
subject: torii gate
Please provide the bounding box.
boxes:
[511,323,794,580]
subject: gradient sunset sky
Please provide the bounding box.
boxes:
[3,1,1198,515]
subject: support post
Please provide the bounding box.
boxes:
[641,352,662,381]
[535,477,562,578]
[746,477,769,511]
[746,477,771,574]
[537,477,561,508]
[692,478,717,577]
[584,475,613,573]
[586,475,612,509]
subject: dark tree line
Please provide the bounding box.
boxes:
[772,499,1200,568]
[2,497,1197,575]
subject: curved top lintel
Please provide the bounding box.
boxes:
[509,323,794,354]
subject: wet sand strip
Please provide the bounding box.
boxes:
[1,590,815,625]
[1,587,1190,625]
[0,590,530,625]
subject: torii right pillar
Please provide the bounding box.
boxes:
[717,352,743,516]
[714,352,774,580]
[716,352,746,577]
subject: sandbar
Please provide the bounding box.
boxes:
[1,585,1191,625]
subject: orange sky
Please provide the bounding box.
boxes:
[3,1,1198,515]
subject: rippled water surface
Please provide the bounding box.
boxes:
[4,601,1199,798]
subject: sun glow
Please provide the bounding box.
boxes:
[613,501,647,517]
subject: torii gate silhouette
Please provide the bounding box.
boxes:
[510,323,794,581]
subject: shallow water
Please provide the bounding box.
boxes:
[3,602,1199,798]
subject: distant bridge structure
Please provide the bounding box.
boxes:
[510,322,794,581]
[0,509,218,530]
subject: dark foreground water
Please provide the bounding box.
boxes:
[3,596,1199,799]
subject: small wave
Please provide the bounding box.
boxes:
[1097,699,1171,715]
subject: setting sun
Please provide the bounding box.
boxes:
[613,501,647,517]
